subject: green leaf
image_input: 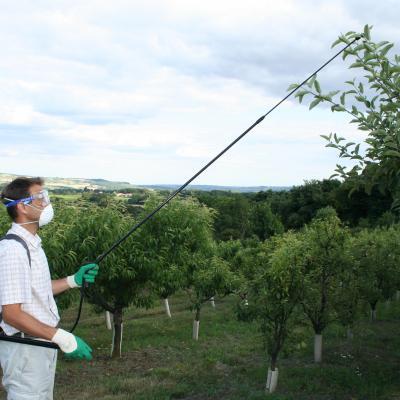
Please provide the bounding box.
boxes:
[328,90,340,97]
[314,80,321,94]
[331,104,346,112]
[331,37,343,49]
[307,75,317,89]
[384,150,400,158]
[340,92,346,105]
[287,83,299,91]
[295,90,308,104]
[380,43,394,57]
[309,98,322,110]
[349,61,363,69]
[389,65,400,74]
[363,25,371,41]
[334,133,339,144]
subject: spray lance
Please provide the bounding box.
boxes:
[0,36,361,349]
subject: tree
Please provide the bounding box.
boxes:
[66,202,157,358]
[245,233,304,393]
[292,25,400,208]
[195,192,251,240]
[300,208,352,363]
[249,201,284,240]
[351,226,400,321]
[139,195,216,318]
[186,254,239,340]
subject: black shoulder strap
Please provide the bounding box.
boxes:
[0,234,31,268]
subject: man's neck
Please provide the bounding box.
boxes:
[14,221,39,236]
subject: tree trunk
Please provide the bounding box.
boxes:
[370,306,377,321]
[111,307,123,358]
[396,290,400,301]
[193,308,200,340]
[347,327,354,340]
[210,297,216,308]
[314,334,322,363]
[163,298,172,318]
[105,311,112,330]
[265,355,279,393]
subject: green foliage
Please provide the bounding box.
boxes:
[249,201,284,240]
[70,202,157,312]
[351,226,400,312]
[195,192,251,240]
[40,200,81,309]
[301,212,353,334]
[245,233,305,368]
[0,206,10,234]
[292,25,400,208]
[187,254,240,320]
[139,194,215,299]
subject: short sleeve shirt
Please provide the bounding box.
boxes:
[0,223,60,335]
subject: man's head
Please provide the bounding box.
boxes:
[1,177,46,222]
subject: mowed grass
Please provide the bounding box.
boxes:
[1,295,400,399]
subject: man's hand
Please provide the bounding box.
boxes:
[51,329,93,360]
[67,263,99,288]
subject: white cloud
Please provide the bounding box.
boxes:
[0,1,397,185]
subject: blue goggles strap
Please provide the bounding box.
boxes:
[4,197,33,208]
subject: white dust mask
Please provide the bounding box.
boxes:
[18,203,54,227]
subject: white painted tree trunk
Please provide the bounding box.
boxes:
[193,320,200,340]
[210,297,216,308]
[314,334,322,363]
[347,327,354,340]
[163,298,172,318]
[111,322,124,358]
[265,368,279,393]
[105,311,112,330]
[370,308,377,321]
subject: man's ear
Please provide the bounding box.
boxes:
[16,202,29,217]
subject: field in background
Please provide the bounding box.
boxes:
[1,294,399,399]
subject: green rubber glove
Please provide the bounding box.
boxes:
[65,336,93,361]
[74,263,99,286]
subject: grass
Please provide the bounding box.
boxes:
[1,295,400,399]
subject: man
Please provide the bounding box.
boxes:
[0,177,99,399]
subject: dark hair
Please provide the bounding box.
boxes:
[1,177,44,221]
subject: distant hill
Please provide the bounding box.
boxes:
[137,184,290,193]
[0,173,136,191]
[0,173,290,193]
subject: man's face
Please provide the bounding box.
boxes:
[28,184,47,210]
[18,184,46,221]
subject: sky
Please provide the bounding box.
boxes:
[0,0,399,186]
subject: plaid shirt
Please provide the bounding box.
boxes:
[0,223,59,335]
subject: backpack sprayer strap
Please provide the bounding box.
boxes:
[0,234,31,267]
[0,235,54,349]
[0,234,31,325]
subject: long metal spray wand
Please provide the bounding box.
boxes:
[0,36,360,349]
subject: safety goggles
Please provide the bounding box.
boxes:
[4,190,51,208]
